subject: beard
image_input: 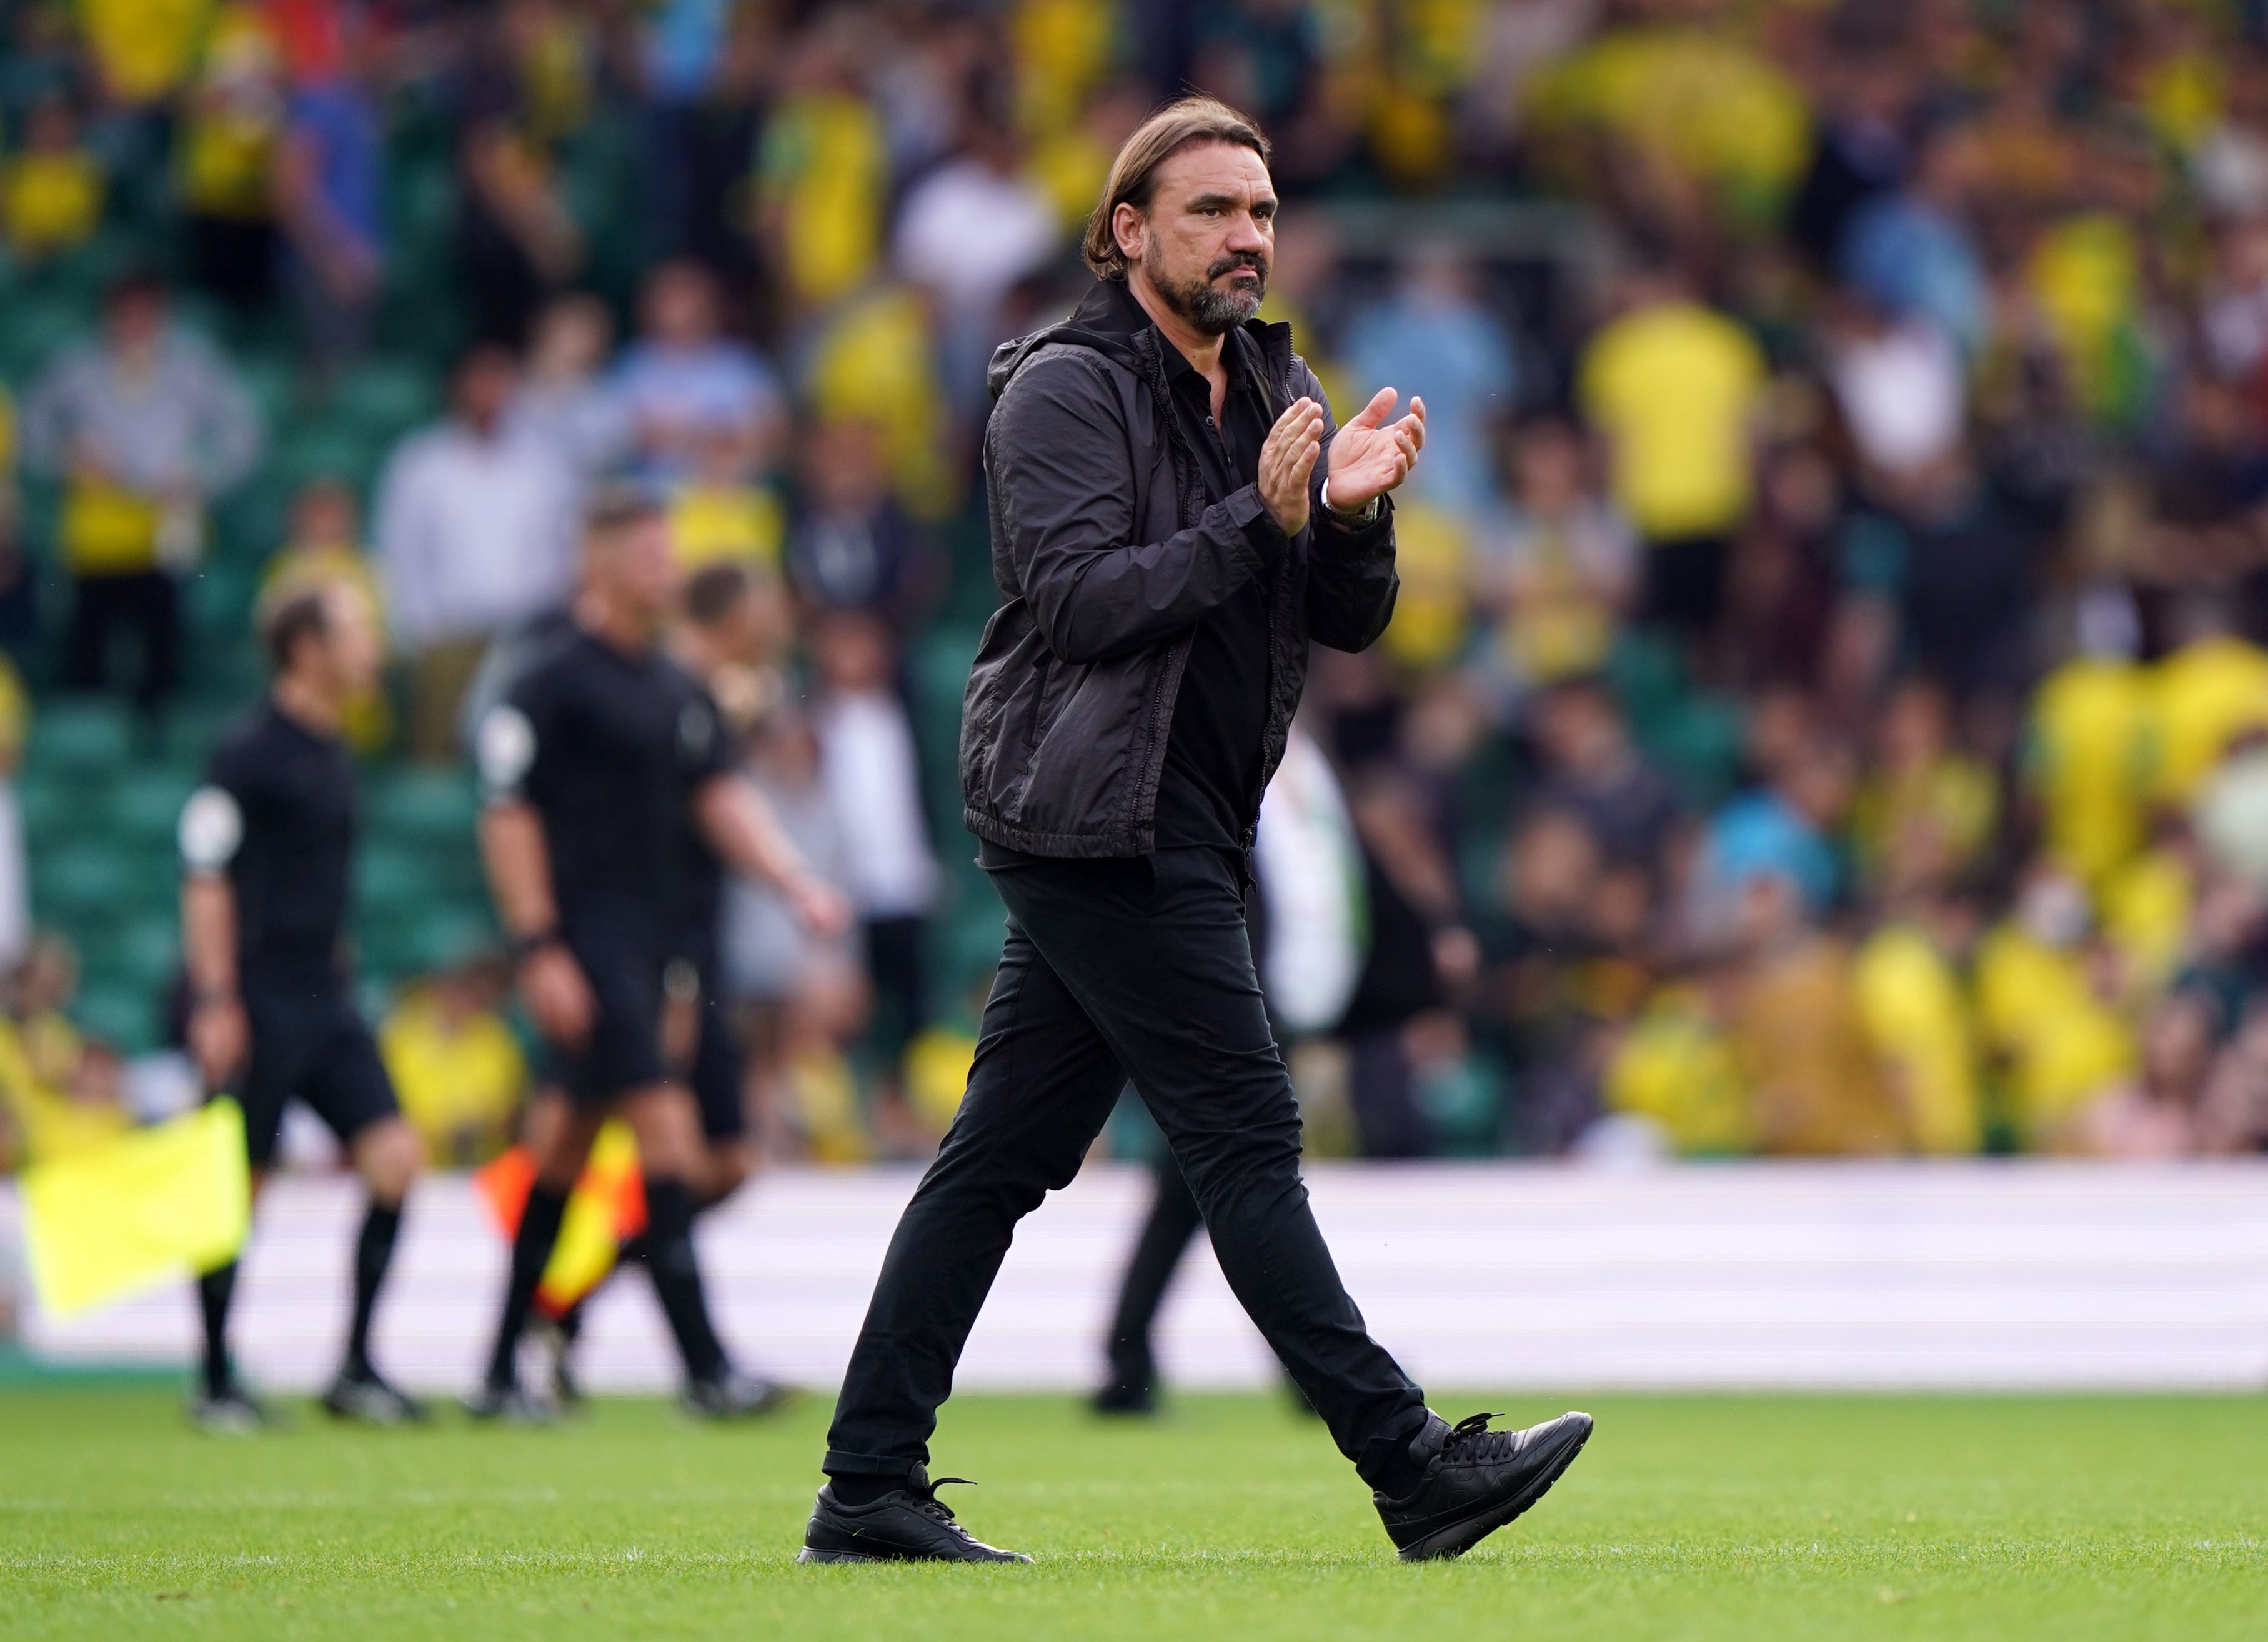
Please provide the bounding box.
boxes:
[1144,245,1268,334]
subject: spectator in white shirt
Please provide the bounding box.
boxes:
[510,292,629,481]
[891,118,1060,413]
[374,344,577,760]
[810,610,938,1070]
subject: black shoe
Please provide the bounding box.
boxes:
[460,1381,562,1426]
[321,1366,431,1426]
[1375,1410,1593,1561]
[679,1368,793,1421]
[797,1467,1033,1564]
[531,1316,584,1408]
[1090,1379,1156,1417]
[187,1385,276,1436]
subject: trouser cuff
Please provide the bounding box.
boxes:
[1356,1407,1448,1494]
[823,1448,923,1481]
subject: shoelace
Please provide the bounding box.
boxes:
[1440,1412,1522,1463]
[911,1476,980,1530]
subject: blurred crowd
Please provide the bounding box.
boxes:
[11,0,2268,1172]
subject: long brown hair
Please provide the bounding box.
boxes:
[1080,96,1271,283]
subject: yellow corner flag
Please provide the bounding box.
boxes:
[21,1098,251,1317]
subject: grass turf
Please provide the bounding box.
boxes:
[1,1386,2263,1640]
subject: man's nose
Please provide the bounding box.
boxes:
[1226,212,1270,252]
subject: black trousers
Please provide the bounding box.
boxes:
[861,913,928,1064]
[67,569,178,709]
[1103,1153,1205,1391]
[823,846,1430,1488]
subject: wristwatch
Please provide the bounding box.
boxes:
[506,927,563,965]
[1320,477,1380,526]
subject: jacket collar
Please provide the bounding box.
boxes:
[988,278,1293,403]
[1077,277,1288,394]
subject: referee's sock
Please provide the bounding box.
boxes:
[485,1183,569,1390]
[342,1201,402,1380]
[615,1181,722,1270]
[197,1260,239,1398]
[640,1175,727,1383]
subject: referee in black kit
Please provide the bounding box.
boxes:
[180,580,427,1431]
[800,97,1591,1566]
[468,487,847,1421]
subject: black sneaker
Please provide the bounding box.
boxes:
[531,1315,584,1408]
[322,1367,431,1426]
[460,1381,562,1426]
[187,1385,276,1436]
[679,1369,792,1421]
[1374,1410,1593,1561]
[798,1468,1033,1564]
[1090,1379,1156,1417]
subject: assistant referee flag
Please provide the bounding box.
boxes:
[22,1098,251,1316]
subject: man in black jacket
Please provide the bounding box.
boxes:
[801,96,1591,1566]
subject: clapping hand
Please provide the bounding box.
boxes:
[1324,387,1426,515]
[1258,397,1325,536]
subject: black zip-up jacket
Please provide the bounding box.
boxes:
[961,279,1400,858]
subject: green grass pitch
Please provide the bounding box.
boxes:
[2,1384,2264,1640]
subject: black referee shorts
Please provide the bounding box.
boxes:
[234,971,399,1170]
[549,931,667,1107]
[686,982,745,1142]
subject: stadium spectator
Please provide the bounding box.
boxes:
[1577,257,1767,654]
[177,9,285,313]
[374,344,577,761]
[275,51,385,369]
[259,479,390,754]
[1469,416,1636,709]
[379,955,527,1167]
[512,294,629,482]
[0,933,129,1167]
[19,272,262,712]
[0,92,103,264]
[455,103,583,347]
[611,260,785,486]
[1343,246,1518,517]
[722,705,864,1162]
[892,116,1062,399]
[0,654,27,976]
[783,419,937,640]
[808,610,938,1093]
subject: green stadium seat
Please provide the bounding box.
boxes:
[352,841,434,908]
[16,772,77,842]
[235,352,297,429]
[106,770,195,847]
[327,359,440,440]
[72,982,158,1055]
[367,767,479,843]
[80,915,178,997]
[27,700,131,777]
[0,292,93,377]
[32,843,132,927]
[160,699,244,767]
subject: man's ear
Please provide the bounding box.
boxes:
[1112,201,1146,266]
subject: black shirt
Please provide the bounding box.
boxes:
[480,626,732,947]
[184,697,357,978]
[1092,281,1279,852]
[670,675,738,969]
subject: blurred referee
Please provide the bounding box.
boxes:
[533,560,782,1402]
[179,581,427,1431]
[468,489,845,1421]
